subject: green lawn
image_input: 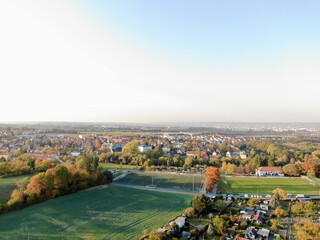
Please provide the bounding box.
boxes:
[218,176,320,195]
[116,172,204,192]
[0,175,32,203]
[0,185,193,240]
[99,163,140,170]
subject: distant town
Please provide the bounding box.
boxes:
[0,122,319,239]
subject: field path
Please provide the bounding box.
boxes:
[112,182,198,195]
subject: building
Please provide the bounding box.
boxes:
[26,153,59,161]
[138,145,153,153]
[256,167,284,177]
[170,217,186,229]
[186,151,208,160]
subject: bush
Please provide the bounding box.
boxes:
[184,207,196,217]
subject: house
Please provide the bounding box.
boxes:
[138,145,153,153]
[240,151,248,159]
[186,151,208,160]
[70,152,80,157]
[162,146,171,152]
[227,229,236,238]
[252,215,263,224]
[257,229,270,239]
[245,226,257,239]
[260,204,269,211]
[170,216,186,229]
[256,167,284,177]
[26,153,59,161]
[0,155,9,161]
[243,213,253,220]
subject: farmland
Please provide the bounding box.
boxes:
[116,171,204,192]
[218,176,320,195]
[0,175,32,203]
[0,185,193,240]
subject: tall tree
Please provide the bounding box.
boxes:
[204,167,221,192]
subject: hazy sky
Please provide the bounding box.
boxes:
[1,0,320,123]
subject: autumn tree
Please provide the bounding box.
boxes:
[122,142,140,155]
[300,162,319,176]
[204,167,221,192]
[294,220,320,240]
[282,164,300,176]
[274,207,286,218]
[270,219,281,231]
[272,188,287,199]
[226,164,236,175]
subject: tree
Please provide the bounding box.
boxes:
[212,216,228,235]
[291,201,304,215]
[270,195,280,209]
[204,167,221,192]
[185,156,193,167]
[248,198,260,207]
[294,220,320,240]
[272,188,287,199]
[122,142,139,155]
[183,207,196,217]
[270,219,281,231]
[301,162,319,176]
[191,194,208,213]
[274,207,286,218]
[282,164,300,176]
[221,162,228,172]
[268,157,275,167]
[197,148,201,160]
[226,164,236,175]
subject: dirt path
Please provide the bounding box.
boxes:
[111,182,198,196]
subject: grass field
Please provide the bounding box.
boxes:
[0,185,193,239]
[218,176,320,195]
[116,172,204,192]
[100,163,140,170]
[0,175,32,203]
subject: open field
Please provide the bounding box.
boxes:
[0,175,32,203]
[218,176,320,195]
[116,171,204,192]
[100,163,140,170]
[0,185,193,240]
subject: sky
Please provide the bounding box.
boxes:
[0,0,320,123]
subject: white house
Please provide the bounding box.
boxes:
[138,145,153,153]
[170,217,186,229]
[256,167,284,177]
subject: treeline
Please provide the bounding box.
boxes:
[0,153,112,215]
[247,140,320,166]
[222,161,319,177]
[0,154,58,178]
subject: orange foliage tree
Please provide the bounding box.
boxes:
[301,162,319,176]
[204,167,221,192]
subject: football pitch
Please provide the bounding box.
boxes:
[116,171,205,192]
[0,185,193,240]
[218,176,320,195]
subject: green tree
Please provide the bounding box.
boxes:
[191,194,208,213]
[122,142,140,155]
[212,216,228,235]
